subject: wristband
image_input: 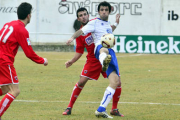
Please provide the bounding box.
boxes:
[114,22,118,27]
[43,58,47,64]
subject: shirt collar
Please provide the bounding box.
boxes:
[97,18,108,22]
[18,20,25,27]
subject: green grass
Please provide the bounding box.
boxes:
[1,52,180,120]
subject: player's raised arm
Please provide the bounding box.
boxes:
[112,13,120,31]
[66,29,83,45]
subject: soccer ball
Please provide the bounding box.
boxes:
[101,34,115,48]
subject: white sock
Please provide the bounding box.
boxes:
[100,86,115,108]
[99,52,107,65]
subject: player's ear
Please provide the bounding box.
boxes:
[77,17,80,21]
[27,14,30,19]
[98,11,100,15]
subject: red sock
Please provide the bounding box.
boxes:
[0,93,15,117]
[67,83,83,108]
[0,89,2,96]
[112,86,121,110]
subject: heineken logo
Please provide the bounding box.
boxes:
[113,35,180,54]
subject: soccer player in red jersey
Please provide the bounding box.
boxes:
[62,7,123,117]
[0,2,48,119]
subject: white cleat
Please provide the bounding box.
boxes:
[102,55,111,72]
[95,110,113,119]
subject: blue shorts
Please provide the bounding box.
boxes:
[95,44,119,77]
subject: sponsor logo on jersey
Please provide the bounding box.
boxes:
[101,23,104,26]
[14,76,18,80]
[106,28,112,34]
[85,35,94,45]
[27,38,31,46]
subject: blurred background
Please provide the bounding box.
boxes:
[0,0,179,53]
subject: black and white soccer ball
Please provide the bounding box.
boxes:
[101,33,115,48]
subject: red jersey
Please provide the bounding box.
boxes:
[0,20,44,65]
[76,32,98,61]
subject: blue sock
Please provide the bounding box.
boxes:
[97,106,106,112]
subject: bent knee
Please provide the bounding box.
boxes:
[16,89,20,95]
[117,80,121,87]
[112,77,121,87]
[100,47,109,54]
[117,77,121,86]
[78,81,85,86]
[115,79,120,86]
[10,88,20,97]
[78,77,88,86]
[14,89,20,97]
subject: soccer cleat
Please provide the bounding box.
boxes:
[95,110,113,119]
[62,108,72,115]
[102,55,111,72]
[110,109,124,117]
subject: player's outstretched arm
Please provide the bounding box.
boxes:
[65,53,82,68]
[43,58,48,66]
[66,29,84,45]
[112,13,120,32]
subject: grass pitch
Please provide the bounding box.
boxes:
[1,52,180,120]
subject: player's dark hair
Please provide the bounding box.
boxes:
[76,7,89,18]
[98,1,111,13]
[17,2,32,20]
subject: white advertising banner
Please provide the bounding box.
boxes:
[0,0,179,44]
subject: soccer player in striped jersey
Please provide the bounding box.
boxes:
[65,6,123,118]
[0,2,48,119]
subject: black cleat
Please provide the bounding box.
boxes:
[110,109,124,117]
[62,108,72,115]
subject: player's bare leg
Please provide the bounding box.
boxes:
[0,84,20,118]
[0,86,10,96]
[95,71,119,118]
[99,48,111,72]
[108,71,119,90]
[63,76,89,115]
[77,76,89,87]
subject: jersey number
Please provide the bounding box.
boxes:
[0,25,14,43]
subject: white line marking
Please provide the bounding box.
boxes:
[52,54,146,60]
[14,100,180,106]
[50,58,86,61]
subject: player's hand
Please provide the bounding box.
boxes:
[43,58,48,66]
[66,38,74,45]
[65,61,73,68]
[115,14,120,24]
